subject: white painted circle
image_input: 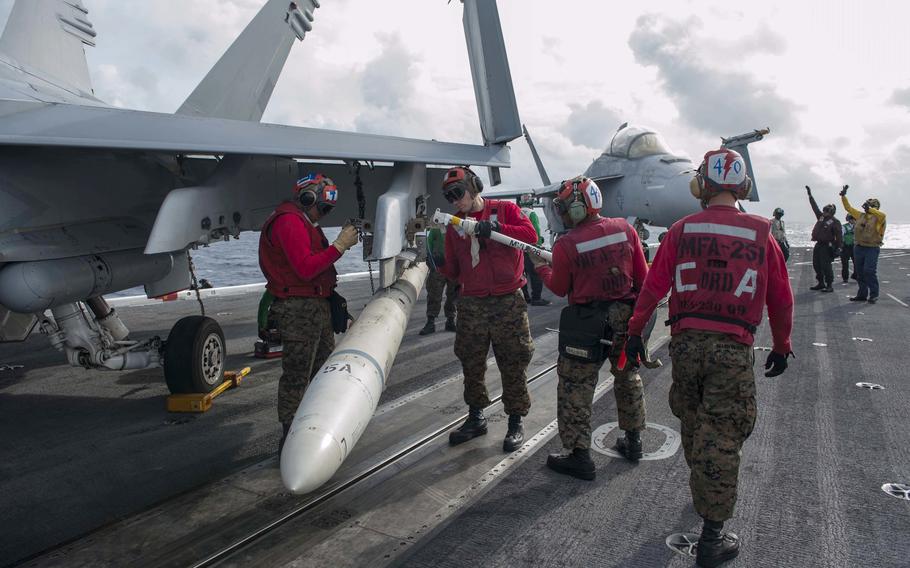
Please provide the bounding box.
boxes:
[882,483,910,500]
[591,421,680,461]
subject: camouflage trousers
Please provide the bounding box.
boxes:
[271,296,335,425]
[454,290,534,416]
[425,270,459,320]
[557,301,646,450]
[668,329,757,522]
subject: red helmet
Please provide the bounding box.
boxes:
[295,173,338,213]
[553,176,602,224]
[690,148,752,201]
[441,166,483,203]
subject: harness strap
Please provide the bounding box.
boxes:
[666,312,757,334]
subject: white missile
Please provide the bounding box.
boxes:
[281,261,429,493]
[431,209,553,263]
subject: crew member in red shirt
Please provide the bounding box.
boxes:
[624,148,793,568]
[258,174,359,450]
[439,166,539,452]
[531,176,649,480]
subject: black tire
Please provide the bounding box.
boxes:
[163,316,226,394]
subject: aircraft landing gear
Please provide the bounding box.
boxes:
[163,316,225,394]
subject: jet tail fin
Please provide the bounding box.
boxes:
[721,127,770,202]
[0,0,96,95]
[463,0,522,146]
[523,125,551,186]
[177,0,320,122]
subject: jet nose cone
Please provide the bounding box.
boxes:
[280,427,344,494]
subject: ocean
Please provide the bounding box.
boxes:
[112,222,910,296]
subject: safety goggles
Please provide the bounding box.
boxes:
[443,182,467,204]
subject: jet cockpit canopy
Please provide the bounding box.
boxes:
[606,123,673,159]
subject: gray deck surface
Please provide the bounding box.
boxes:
[402,248,910,568]
[0,274,561,566]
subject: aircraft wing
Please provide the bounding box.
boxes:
[0,100,510,166]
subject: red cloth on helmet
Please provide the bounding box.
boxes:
[439,199,537,297]
[258,202,340,298]
[628,205,793,354]
[536,216,648,304]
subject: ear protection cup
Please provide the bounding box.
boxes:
[473,174,483,193]
[568,200,587,224]
[689,175,704,199]
[298,189,317,208]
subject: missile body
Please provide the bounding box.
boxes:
[281,261,429,493]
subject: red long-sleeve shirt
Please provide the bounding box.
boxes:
[270,213,340,281]
[537,216,648,304]
[628,206,793,354]
[439,199,538,296]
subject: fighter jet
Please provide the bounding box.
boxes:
[0,0,521,393]
[496,123,770,235]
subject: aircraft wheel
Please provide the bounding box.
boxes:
[164,316,226,394]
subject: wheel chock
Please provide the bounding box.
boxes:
[166,367,251,413]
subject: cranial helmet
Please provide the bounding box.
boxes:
[846,213,855,222]
[553,176,602,226]
[442,166,483,203]
[296,173,338,214]
[773,207,784,218]
[864,198,881,210]
[689,148,752,201]
[822,203,836,216]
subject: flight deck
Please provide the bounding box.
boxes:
[2,248,909,567]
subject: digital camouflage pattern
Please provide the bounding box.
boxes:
[557,301,646,449]
[454,290,533,416]
[271,296,335,425]
[668,329,757,522]
[425,269,459,319]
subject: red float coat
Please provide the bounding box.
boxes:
[439,199,538,297]
[628,205,793,354]
[258,202,340,298]
[536,216,648,305]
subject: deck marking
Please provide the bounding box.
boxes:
[881,483,910,501]
[886,293,908,307]
[856,382,885,390]
[592,422,680,461]
[812,342,827,347]
[851,337,873,342]
[666,533,699,557]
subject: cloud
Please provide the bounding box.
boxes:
[889,87,910,110]
[560,100,624,150]
[360,33,416,111]
[628,14,800,136]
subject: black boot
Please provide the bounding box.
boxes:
[615,430,643,461]
[849,295,868,301]
[419,318,436,336]
[809,282,825,290]
[696,519,740,567]
[546,448,596,480]
[503,415,524,452]
[449,406,488,445]
[445,317,457,332]
[822,285,834,293]
[279,422,291,452]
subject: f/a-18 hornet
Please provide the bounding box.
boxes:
[503,123,770,235]
[0,0,522,393]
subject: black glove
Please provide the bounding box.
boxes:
[764,351,792,377]
[475,220,500,239]
[840,184,849,196]
[805,185,812,195]
[624,335,646,369]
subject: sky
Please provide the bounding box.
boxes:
[2,0,909,223]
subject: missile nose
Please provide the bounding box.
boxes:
[280,427,345,494]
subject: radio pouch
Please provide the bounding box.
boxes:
[558,303,611,362]
[329,291,352,334]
